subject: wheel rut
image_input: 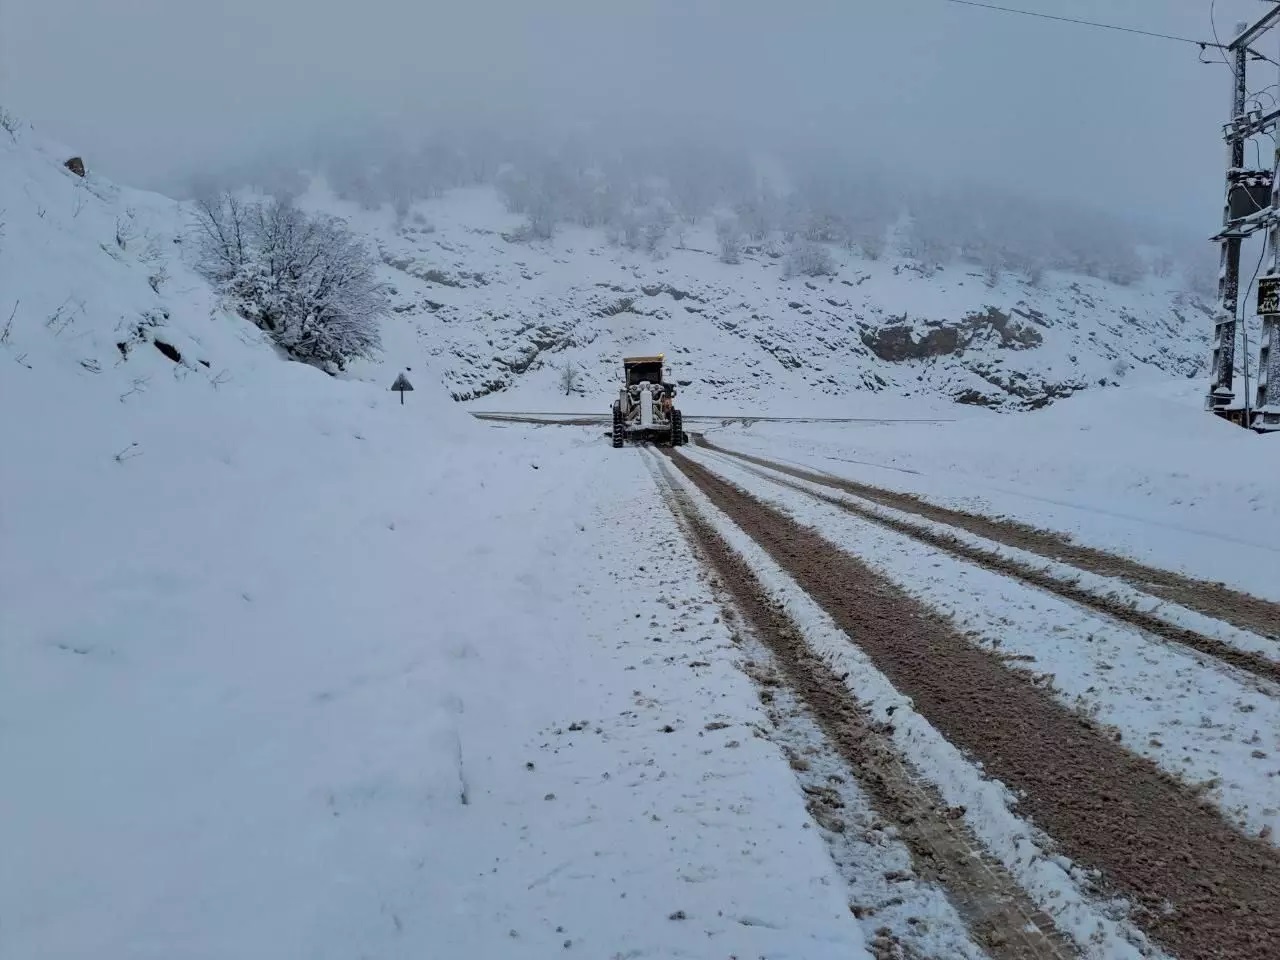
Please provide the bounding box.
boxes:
[696,437,1280,642]
[649,454,1077,960]
[663,448,1280,960]
[695,438,1280,686]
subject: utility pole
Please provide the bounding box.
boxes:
[1256,9,1280,431]
[1207,34,1249,417]
[1206,6,1280,430]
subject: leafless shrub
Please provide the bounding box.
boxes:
[115,216,137,251]
[118,377,149,403]
[782,240,837,279]
[45,297,83,336]
[559,361,581,395]
[136,233,165,264]
[1,300,17,344]
[715,216,743,265]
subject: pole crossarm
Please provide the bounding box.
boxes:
[1224,106,1280,141]
[1231,6,1280,51]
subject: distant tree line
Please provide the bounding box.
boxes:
[189,125,1215,297]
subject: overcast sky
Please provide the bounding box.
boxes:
[1,0,1276,231]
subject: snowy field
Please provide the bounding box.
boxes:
[0,377,878,959]
[704,378,1280,601]
[0,131,873,959]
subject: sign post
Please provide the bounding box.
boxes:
[390,372,414,405]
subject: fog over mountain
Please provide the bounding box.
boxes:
[3,1,1269,226]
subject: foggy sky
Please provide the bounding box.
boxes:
[1,0,1275,231]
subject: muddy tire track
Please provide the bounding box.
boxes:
[694,440,1280,687]
[665,449,1280,960]
[472,413,604,426]
[649,456,1076,959]
[697,437,1280,644]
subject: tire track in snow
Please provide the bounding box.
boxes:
[663,448,1280,960]
[696,438,1280,686]
[648,451,1080,960]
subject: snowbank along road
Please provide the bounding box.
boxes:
[483,411,1280,960]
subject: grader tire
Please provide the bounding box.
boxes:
[612,409,625,448]
[670,410,684,447]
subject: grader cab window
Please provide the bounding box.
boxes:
[626,361,664,387]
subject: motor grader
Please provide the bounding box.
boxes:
[611,354,687,447]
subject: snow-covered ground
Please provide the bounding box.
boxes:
[663,455,1167,960]
[0,404,869,958]
[682,445,1280,844]
[705,379,1280,601]
[0,129,877,959]
[5,116,1275,960]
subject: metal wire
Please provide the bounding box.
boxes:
[938,0,1223,47]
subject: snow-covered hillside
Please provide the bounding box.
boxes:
[1,129,880,958]
[297,184,1214,413]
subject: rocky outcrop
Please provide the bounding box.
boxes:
[861,308,1043,361]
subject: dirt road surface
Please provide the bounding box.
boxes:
[665,448,1280,960]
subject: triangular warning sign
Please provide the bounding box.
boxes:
[391,373,414,391]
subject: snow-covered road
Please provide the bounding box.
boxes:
[700,382,1280,603]
[677,443,1280,843]
[657,440,1280,960]
[0,399,875,959]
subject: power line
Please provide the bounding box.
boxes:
[937,0,1223,47]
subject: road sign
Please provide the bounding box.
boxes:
[391,372,414,404]
[1259,275,1280,316]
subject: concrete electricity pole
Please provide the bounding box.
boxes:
[1257,9,1280,430]
[1207,5,1280,431]
[1208,33,1249,416]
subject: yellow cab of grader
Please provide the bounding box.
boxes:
[612,354,687,448]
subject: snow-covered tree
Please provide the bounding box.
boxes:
[191,193,253,285]
[526,199,556,241]
[783,240,837,278]
[859,232,885,261]
[715,215,744,264]
[559,361,581,395]
[735,194,777,242]
[192,195,386,372]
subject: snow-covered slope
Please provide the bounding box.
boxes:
[300,184,1213,413]
[1,130,879,959]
